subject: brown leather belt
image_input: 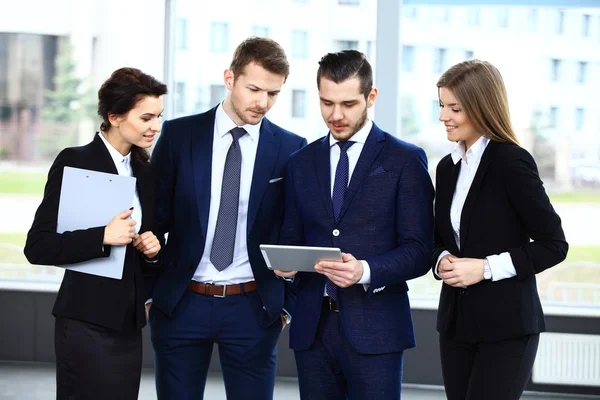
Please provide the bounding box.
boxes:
[188,281,257,298]
[323,297,339,312]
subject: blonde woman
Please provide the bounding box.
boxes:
[432,59,568,400]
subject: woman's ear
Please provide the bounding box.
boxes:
[107,113,123,128]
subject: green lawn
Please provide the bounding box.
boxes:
[549,192,600,204]
[0,232,27,264]
[0,171,46,195]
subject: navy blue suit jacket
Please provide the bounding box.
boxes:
[280,123,434,354]
[149,106,306,324]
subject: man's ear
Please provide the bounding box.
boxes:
[367,87,378,108]
[224,69,234,90]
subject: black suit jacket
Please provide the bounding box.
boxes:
[24,134,160,332]
[433,141,568,342]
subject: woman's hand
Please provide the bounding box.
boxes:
[103,208,136,245]
[133,231,161,259]
[439,256,485,287]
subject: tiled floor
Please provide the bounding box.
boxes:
[0,361,597,400]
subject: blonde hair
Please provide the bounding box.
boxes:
[437,59,519,146]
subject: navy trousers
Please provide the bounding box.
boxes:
[294,302,404,400]
[150,288,283,400]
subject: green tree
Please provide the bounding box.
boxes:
[38,42,88,159]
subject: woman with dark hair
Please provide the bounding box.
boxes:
[24,67,167,399]
[432,59,568,400]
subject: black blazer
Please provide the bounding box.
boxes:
[24,134,160,332]
[433,141,568,342]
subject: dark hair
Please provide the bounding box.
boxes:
[437,59,519,146]
[97,67,168,167]
[230,37,290,82]
[317,50,373,100]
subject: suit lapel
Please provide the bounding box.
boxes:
[191,109,216,240]
[91,134,119,175]
[337,123,384,223]
[459,140,497,251]
[315,136,336,226]
[247,119,281,234]
[134,163,151,233]
[437,157,461,255]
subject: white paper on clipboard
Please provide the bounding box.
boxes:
[57,166,136,280]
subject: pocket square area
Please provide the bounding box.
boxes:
[269,177,283,183]
[369,166,386,176]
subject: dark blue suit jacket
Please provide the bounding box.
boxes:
[280,123,434,354]
[149,106,306,324]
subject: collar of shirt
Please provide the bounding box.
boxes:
[97,132,132,174]
[215,102,262,142]
[329,119,373,148]
[451,135,490,166]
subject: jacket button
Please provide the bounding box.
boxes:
[332,229,340,237]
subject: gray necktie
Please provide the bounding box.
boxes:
[210,127,247,271]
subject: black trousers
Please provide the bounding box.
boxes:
[439,293,540,400]
[54,317,142,400]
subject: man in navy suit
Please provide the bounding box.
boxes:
[148,37,306,400]
[275,50,434,400]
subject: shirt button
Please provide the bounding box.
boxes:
[332,229,340,237]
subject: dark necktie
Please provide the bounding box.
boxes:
[326,140,355,301]
[210,127,247,271]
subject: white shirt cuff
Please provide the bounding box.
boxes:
[435,250,451,278]
[487,252,517,281]
[357,260,371,284]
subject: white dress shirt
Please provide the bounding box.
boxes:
[436,136,516,281]
[328,119,373,289]
[98,132,142,233]
[193,103,261,284]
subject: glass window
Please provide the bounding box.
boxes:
[528,8,538,32]
[575,108,584,131]
[577,61,587,84]
[556,10,565,34]
[252,25,270,38]
[431,99,440,123]
[291,89,306,118]
[467,8,480,27]
[175,81,186,114]
[176,18,188,50]
[402,5,600,312]
[210,22,229,53]
[497,8,509,28]
[209,84,225,108]
[549,106,559,128]
[404,6,417,19]
[582,14,591,37]
[551,59,561,82]
[291,30,308,59]
[434,48,447,74]
[366,40,374,60]
[336,40,359,51]
[402,45,415,72]
[0,33,85,285]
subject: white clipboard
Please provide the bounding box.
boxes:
[57,166,136,280]
[260,244,342,272]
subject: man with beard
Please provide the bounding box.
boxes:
[148,37,306,400]
[274,50,434,400]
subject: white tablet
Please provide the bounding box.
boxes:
[260,244,342,272]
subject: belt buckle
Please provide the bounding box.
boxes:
[329,297,339,312]
[214,284,227,298]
